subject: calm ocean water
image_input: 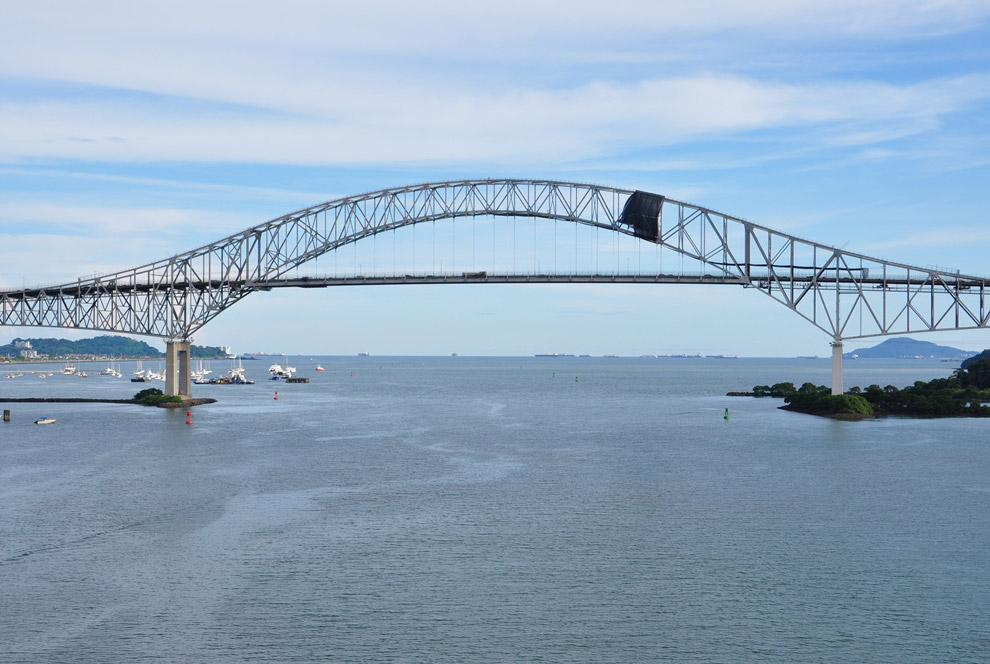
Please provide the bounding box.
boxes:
[2,357,988,663]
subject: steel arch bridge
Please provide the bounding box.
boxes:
[3,178,989,395]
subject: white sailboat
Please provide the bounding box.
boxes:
[268,355,296,380]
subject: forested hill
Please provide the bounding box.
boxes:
[1,335,229,359]
[844,337,971,359]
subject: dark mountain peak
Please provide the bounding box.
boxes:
[845,337,971,359]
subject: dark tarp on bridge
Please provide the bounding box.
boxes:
[619,190,663,242]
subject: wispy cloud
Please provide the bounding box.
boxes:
[5,3,988,86]
[1,3,988,169]
[861,226,990,253]
[0,166,335,203]
[1,73,986,166]
[0,202,254,236]
[0,232,177,288]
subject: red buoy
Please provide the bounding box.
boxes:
[274,390,279,401]
[186,410,192,425]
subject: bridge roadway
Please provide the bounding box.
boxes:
[253,273,985,292]
[11,271,983,299]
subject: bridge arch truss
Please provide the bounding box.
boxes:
[2,179,989,346]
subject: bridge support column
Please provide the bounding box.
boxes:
[165,340,192,399]
[831,340,844,395]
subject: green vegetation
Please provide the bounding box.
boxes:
[785,392,874,416]
[750,357,990,418]
[751,381,874,417]
[0,335,230,359]
[190,344,230,359]
[2,335,161,358]
[961,348,990,371]
[133,387,183,406]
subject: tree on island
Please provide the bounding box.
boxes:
[750,356,990,418]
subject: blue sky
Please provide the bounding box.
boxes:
[2,1,990,356]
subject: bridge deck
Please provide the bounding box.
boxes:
[5,272,983,298]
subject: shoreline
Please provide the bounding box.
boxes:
[778,405,874,420]
[1,357,228,365]
[0,397,216,408]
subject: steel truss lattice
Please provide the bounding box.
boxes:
[1,179,988,342]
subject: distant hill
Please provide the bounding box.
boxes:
[961,349,990,370]
[844,337,971,359]
[0,335,230,359]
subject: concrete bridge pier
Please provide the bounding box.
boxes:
[831,340,844,395]
[165,340,192,398]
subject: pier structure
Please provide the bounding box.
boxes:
[831,341,844,395]
[164,340,192,399]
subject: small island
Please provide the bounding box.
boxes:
[735,356,990,419]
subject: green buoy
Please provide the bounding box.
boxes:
[723,407,730,420]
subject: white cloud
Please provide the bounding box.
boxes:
[0,167,336,203]
[0,1,985,171]
[0,232,168,288]
[0,203,262,289]
[0,73,985,166]
[0,202,253,236]
[5,2,988,81]
[861,226,990,253]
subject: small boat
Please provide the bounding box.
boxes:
[357,351,370,357]
[315,365,325,372]
[268,356,296,380]
[35,417,56,425]
[206,362,255,384]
